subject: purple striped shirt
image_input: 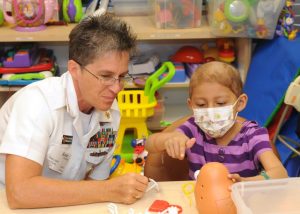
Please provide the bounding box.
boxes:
[177,117,272,180]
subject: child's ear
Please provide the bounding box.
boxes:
[236,93,248,112]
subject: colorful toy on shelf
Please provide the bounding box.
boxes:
[150,0,202,29]
[0,9,4,26]
[171,46,204,64]
[62,0,83,23]
[217,39,235,63]
[208,0,286,39]
[115,62,175,156]
[0,48,54,74]
[1,71,53,80]
[3,0,56,31]
[276,0,298,40]
[2,44,38,68]
[194,162,236,214]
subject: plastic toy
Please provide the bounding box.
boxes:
[109,155,143,178]
[194,162,236,214]
[128,55,160,75]
[131,138,148,166]
[171,46,204,64]
[0,48,54,74]
[115,62,175,155]
[209,0,286,39]
[2,44,38,68]
[284,75,300,112]
[2,71,53,81]
[3,0,56,31]
[0,9,4,26]
[93,0,109,16]
[148,200,182,213]
[217,39,235,63]
[62,0,83,23]
[152,0,202,29]
[224,0,250,23]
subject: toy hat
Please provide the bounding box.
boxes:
[171,46,204,63]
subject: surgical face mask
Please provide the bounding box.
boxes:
[193,100,239,138]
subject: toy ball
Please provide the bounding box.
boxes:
[171,46,204,63]
[194,162,236,214]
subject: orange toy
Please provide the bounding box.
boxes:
[194,162,236,214]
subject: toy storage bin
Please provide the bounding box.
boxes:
[231,177,300,214]
[207,0,285,39]
[149,0,203,29]
[113,0,150,16]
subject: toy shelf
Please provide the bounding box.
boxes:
[0,16,215,42]
[0,24,76,42]
[0,16,251,91]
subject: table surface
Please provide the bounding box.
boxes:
[0,181,198,214]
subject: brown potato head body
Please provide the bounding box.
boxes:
[194,162,236,214]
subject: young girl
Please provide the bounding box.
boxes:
[146,61,287,181]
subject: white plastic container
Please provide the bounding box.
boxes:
[231,178,300,214]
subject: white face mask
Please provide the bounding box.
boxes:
[193,100,239,138]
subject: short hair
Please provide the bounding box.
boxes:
[69,14,137,66]
[189,61,243,97]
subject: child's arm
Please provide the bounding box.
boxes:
[229,150,288,182]
[257,150,288,179]
[146,131,196,160]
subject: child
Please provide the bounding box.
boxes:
[146,61,288,181]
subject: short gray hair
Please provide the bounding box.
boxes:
[69,14,137,66]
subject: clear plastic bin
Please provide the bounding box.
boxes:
[231,177,300,214]
[149,0,203,29]
[113,0,150,16]
[207,0,285,39]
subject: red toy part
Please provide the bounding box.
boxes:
[148,200,170,212]
[171,46,204,63]
[148,200,183,213]
[0,62,54,74]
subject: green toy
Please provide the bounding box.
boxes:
[62,0,83,23]
[0,9,4,26]
[144,61,175,103]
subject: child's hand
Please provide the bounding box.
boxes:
[228,173,246,183]
[164,134,196,160]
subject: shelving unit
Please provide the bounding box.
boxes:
[0,16,252,123]
[0,16,252,92]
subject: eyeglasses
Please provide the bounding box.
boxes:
[74,60,133,86]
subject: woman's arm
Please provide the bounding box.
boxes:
[5,155,148,208]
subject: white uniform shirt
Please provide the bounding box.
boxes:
[0,72,120,186]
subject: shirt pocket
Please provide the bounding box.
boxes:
[85,147,111,165]
[47,144,72,174]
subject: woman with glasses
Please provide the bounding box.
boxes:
[0,14,149,208]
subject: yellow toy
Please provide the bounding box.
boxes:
[110,155,143,178]
[115,62,175,155]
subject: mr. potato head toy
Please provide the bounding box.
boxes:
[194,162,236,214]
